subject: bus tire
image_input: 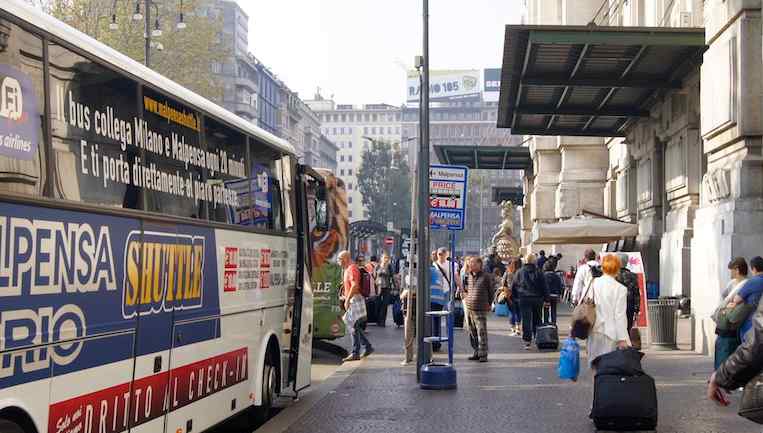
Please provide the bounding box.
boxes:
[0,419,27,433]
[252,356,276,424]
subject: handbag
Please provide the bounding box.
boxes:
[571,281,596,339]
[739,370,763,424]
[717,303,756,332]
[342,295,367,329]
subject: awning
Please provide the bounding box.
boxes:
[531,215,638,245]
[434,145,532,170]
[498,25,706,136]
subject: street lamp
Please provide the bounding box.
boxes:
[108,0,188,67]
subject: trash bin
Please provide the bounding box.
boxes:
[648,298,679,350]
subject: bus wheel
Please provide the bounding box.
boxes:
[253,357,276,424]
[0,419,26,433]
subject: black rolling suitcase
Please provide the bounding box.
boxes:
[592,373,658,431]
[365,296,379,325]
[452,300,464,328]
[392,298,404,326]
[535,305,559,350]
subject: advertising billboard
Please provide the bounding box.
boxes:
[407,69,481,103]
[484,68,501,92]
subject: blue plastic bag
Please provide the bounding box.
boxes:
[494,302,510,317]
[558,337,580,381]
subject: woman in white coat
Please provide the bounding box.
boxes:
[586,254,631,369]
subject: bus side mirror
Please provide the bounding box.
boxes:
[314,183,330,231]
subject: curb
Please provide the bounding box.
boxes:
[313,339,349,358]
[253,351,366,433]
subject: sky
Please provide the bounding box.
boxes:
[240,0,524,106]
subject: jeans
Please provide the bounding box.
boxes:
[544,298,558,324]
[430,302,444,351]
[377,290,392,326]
[510,298,522,326]
[520,297,543,343]
[351,320,372,356]
[714,333,740,370]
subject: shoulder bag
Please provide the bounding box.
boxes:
[739,370,763,424]
[571,279,596,339]
[716,303,756,332]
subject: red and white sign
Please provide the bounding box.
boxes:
[384,237,394,246]
[224,247,239,292]
[48,348,248,433]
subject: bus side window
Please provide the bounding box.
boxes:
[48,42,141,210]
[205,118,247,224]
[250,139,286,231]
[277,155,296,233]
[0,20,46,197]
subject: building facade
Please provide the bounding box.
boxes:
[306,97,402,222]
[519,0,762,354]
[211,1,258,122]
[402,98,523,255]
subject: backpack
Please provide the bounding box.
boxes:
[359,267,375,298]
[590,264,603,278]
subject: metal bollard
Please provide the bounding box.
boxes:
[648,298,679,350]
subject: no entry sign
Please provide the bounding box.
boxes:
[429,164,468,230]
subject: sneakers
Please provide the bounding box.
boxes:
[479,356,488,363]
[523,342,532,350]
[361,347,375,357]
[467,353,480,361]
[400,360,411,366]
[343,354,360,362]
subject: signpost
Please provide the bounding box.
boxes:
[420,164,467,390]
[429,165,468,231]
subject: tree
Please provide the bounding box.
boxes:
[357,139,412,230]
[46,0,229,102]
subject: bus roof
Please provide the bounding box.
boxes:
[4,0,297,157]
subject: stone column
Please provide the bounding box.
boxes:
[555,137,608,218]
[629,121,664,292]
[658,73,703,299]
[610,138,638,223]
[692,1,762,355]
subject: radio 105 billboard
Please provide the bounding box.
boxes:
[407,69,481,103]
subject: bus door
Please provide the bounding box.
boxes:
[289,166,330,392]
[129,221,176,433]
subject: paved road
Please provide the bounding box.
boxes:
[271,312,755,433]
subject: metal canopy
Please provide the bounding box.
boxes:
[434,145,532,170]
[498,25,706,136]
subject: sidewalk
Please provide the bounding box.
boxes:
[263,311,754,433]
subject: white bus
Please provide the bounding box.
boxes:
[0,2,329,432]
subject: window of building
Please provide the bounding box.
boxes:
[348,155,353,162]
[372,127,377,134]
[340,155,345,162]
[372,114,378,122]
[347,182,353,190]
[348,168,353,176]
[396,127,401,134]
[364,114,369,122]
[341,114,346,122]
[364,127,369,134]
[340,169,345,175]
[348,142,352,148]
[348,196,353,204]
[349,210,353,218]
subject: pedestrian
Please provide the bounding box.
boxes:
[338,251,373,361]
[512,253,548,350]
[586,254,630,370]
[429,247,453,351]
[483,246,506,275]
[542,259,563,325]
[504,257,523,336]
[400,283,416,366]
[463,256,495,362]
[726,256,763,343]
[572,249,601,305]
[615,254,641,331]
[537,250,547,271]
[459,255,473,331]
[366,255,378,275]
[707,300,762,410]
[712,257,748,370]
[374,253,396,327]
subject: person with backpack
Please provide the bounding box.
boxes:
[616,254,641,331]
[374,253,396,327]
[572,249,602,305]
[338,251,373,361]
[512,253,549,350]
[429,247,454,351]
[543,259,563,325]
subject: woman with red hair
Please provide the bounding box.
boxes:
[586,254,631,369]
